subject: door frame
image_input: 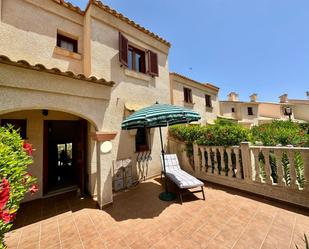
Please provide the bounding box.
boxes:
[43,120,87,195]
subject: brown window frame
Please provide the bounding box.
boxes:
[231,107,235,113]
[135,128,149,152]
[128,45,146,74]
[183,87,193,104]
[1,119,27,139]
[56,33,78,53]
[247,107,254,116]
[205,94,212,108]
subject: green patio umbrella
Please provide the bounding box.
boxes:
[121,102,201,201]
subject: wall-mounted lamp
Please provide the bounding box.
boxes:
[42,109,49,116]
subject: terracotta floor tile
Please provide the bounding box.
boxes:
[18,241,39,249]
[4,179,309,249]
[39,234,60,249]
[129,237,152,249]
[60,237,83,249]
[82,238,105,249]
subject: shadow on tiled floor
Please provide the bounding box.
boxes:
[5,177,309,249]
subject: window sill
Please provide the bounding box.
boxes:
[206,106,213,112]
[183,101,195,107]
[54,46,82,60]
[124,69,151,82]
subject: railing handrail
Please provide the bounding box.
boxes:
[249,145,309,151]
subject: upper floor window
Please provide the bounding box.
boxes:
[184,87,193,104]
[248,107,253,115]
[231,107,235,113]
[205,94,212,108]
[119,32,159,76]
[57,33,78,53]
[128,46,146,73]
[1,119,27,139]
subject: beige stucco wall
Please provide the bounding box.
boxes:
[259,102,295,121]
[0,0,84,74]
[0,63,111,129]
[170,76,219,124]
[288,103,309,122]
[220,102,241,120]
[0,0,172,205]
[0,62,112,201]
[259,103,283,119]
[83,8,171,181]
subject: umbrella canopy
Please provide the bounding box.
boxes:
[122,103,201,130]
[121,102,201,201]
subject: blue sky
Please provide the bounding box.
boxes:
[70,0,309,102]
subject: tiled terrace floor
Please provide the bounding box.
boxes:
[5,178,309,249]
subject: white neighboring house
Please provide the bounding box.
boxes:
[220,92,309,128]
[219,92,260,128]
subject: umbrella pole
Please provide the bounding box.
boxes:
[159,126,176,201]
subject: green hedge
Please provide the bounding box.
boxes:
[169,120,309,147]
[250,120,309,147]
[169,119,250,146]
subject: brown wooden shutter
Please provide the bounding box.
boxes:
[119,32,128,67]
[147,50,159,76]
[189,89,193,103]
[184,88,187,102]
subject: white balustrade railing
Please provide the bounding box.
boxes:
[169,138,309,207]
[194,143,309,192]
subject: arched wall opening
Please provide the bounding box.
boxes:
[0,109,98,202]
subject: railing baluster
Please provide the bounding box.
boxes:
[210,148,216,175]
[218,147,224,176]
[287,150,298,189]
[226,148,233,177]
[301,150,309,191]
[200,147,206,172]
[262,149,272,185]
[214,147,220,175]
[274,150,284,186]
[206,147,212,173]
[233,148,237,178]
[252,149,261,182]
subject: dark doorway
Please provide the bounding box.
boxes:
[43,120,87,195]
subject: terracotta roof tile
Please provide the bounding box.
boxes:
[51,0,171,47]
[52,0,84,15]
[0,55,115,87]
[170,72,220,92]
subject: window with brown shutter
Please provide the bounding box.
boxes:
[183,87,193,104]
[119,32,128,67]
[248,107,253,115]
[118,32,159,76]
[147,50,159,76]
[205,94,212,108]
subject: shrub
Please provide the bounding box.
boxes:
[0,126,37,248]
[250,120,309,147]
[169,120,250,147]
